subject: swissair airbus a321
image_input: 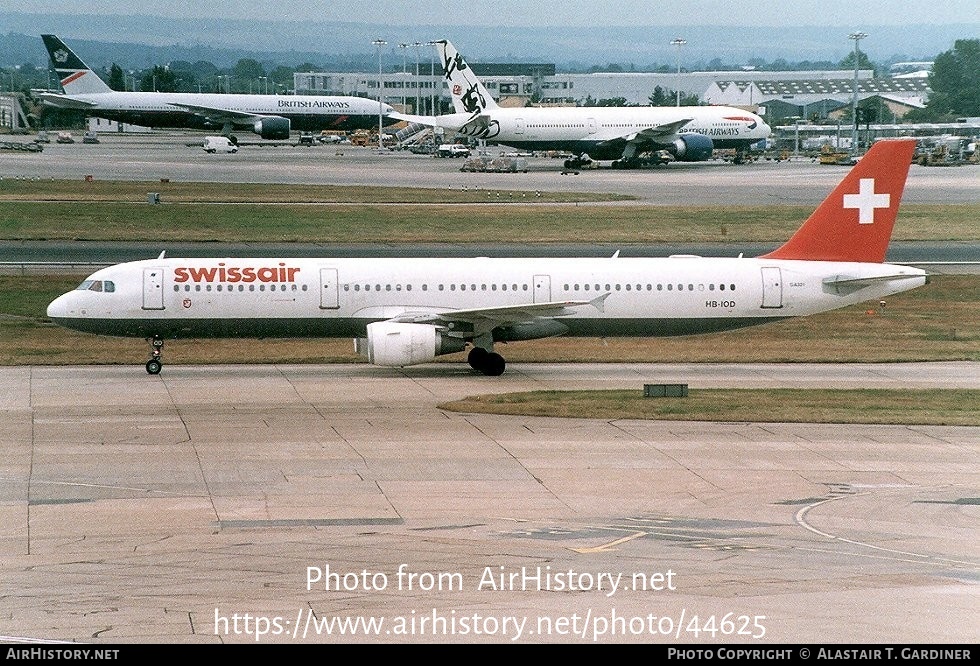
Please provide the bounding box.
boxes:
[39,35,396,139]
[47,139,926,376]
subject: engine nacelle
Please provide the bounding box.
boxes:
[252,116,291,140]
[356,321,466,367]
[668,133,714,162]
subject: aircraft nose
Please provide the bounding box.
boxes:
[46,292,72,319]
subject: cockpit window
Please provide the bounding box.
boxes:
[74,280,113,293]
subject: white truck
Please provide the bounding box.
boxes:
[203,136,238,153]
[436,143,470,158]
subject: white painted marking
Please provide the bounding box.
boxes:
[843,177,890,224]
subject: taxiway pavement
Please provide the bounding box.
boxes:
[4,134,978,205]
[0,362,976,644]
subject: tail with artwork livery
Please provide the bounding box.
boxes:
[42,34,112,95]
[761,139,917,263]
[435,40,499,115]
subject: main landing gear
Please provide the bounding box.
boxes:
[145,335,164,375]
[467,346,506,376]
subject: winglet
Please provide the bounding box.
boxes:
[760,139,917,263]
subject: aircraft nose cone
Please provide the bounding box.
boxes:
[47,292,71,319]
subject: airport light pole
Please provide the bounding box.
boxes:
[428,41,438,115]
[849,31,867,155]
[792,117,802,158]
[373,39,387,150]
[670,38,686,106]
[398,43,410,108]
[413,41,423,114]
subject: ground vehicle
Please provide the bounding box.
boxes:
[437,143,471,158]
[56,131,74,144]
[82,131,100,144]
[202,136,238,153]
[319,130,345,144]
[350,130,375,147]
[35,131,51,143]
[297,132,315,146]
[486,156,529,172]
[460,156,491,172]
[819,144,856,165]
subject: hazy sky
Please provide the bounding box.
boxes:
[5,0,979,27]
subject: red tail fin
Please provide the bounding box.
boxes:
[761,139,917,263]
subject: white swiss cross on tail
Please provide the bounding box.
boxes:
[761,139,916,264]
[843,178,890,224]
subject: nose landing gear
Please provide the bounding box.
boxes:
[145,335,164,374]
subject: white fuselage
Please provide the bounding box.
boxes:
[47,256,926,342]
[436,105,770,158]
[43,91,395,133]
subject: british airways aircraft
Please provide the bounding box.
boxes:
[397,40,771,168]
[39,35,396,139]
[47,140,925,376]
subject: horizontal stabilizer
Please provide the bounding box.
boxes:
[37,92,96,109]
[822,272,924,295]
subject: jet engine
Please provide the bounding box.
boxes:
[252,116,291,140]
[668,134,714,162]
[356,321,467,367]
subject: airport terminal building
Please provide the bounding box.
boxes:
[293,63,880,115]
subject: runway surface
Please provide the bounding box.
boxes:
[1,362,977,644]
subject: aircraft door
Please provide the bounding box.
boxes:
[515,118,525,135]
[142,267,165,310]
[533,274,551,303]
[588,118,597,135]
[760,267,783,309]
[319,267,339,309]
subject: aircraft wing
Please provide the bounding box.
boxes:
[597,117,693,147]
[391,294,610,333]
[37,92,96,110]
[169,102,273,125]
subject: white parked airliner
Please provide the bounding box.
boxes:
[47,140,926,376]
[39,35,396,139]
[396,40,771,168]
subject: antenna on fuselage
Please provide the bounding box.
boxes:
[157,250,166,259]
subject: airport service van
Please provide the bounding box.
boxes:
[203,136,238,153]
